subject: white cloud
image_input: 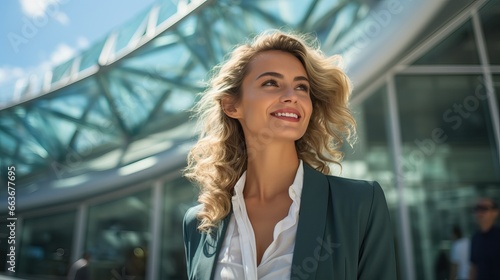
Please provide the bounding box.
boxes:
[53,11,69,25]
[0,66,25,84]
[0,43,75,87]
[20,0,51,17]
[49,43,76,66]
[76,36,90,50]
[19,0,70,26]
[0,35,92,88]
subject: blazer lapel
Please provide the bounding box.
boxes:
[196,213,231,280]
[291,164,330,280]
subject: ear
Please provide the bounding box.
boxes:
[221,96,241,119]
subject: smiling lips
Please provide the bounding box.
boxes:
[270,109,301,122]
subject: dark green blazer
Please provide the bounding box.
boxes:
[183,164,397,279]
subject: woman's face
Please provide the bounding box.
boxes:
[231,50,313,144]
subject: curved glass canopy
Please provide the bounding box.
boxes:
[0,0,381,189]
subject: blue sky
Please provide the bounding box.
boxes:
[0,0,158,86]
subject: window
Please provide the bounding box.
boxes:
[160,177,197,279]
[85,190,151,280]
[479,0,500,64]
[413,20,479,65]
[18,211,76,278]
[344,86,396,203]
[395,74,499,280]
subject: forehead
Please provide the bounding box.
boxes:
[246,50,307,77]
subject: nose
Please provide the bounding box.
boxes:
[279,86,298,103]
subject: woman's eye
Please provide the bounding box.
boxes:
[262,80,278,87]
[296,84,309,92]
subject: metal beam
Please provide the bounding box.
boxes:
[134,89,173,136]
[96,74,131,141]
[118,66,204,92]
[11,110,54,160]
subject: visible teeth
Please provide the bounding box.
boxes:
[274,112,298,118]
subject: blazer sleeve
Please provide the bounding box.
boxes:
[357,181,397,280]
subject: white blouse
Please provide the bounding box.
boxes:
[214,161,304,280]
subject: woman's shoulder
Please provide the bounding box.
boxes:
[323,175,388,213]
[184,204,203,227]
[325,175,383,196]
[185,204,203,217]
[303,164,385,203]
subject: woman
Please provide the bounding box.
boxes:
[183,30,397,280]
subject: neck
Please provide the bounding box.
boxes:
[244,141,300,202]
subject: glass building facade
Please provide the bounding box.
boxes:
[0,0,499,279]
[341,1,500,278]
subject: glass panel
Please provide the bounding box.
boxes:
[105,70,151,132]
[44,77,101,119]
[114,8,150,55]
[343,86,401,279]
[317,2,358,46]
[122,35,181,72]
[395,74,500,280]
[413,20,479,65]
[24,109,59,156]
[34,109,77,148]
[38,95,87,120]
[84,90,118,129]
[344,86,396,198]
[18,142,46,165]
[51,58,74,83]
[479,0,500,64]
[250,0,310,27]
[495,75,500,110]
[156,1,178,26]
[0,130,17,156]
[495,75,500,157]
[79,38,106,72]
[18,211,76,278]
[160,177,198,279]
[85,190,151,280]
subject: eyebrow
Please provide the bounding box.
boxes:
[256,71,309,82]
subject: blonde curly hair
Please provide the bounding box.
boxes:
[184,30,356,232]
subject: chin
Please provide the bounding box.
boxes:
[274,132,306,142]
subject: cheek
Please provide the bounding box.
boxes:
[304,98,313,120]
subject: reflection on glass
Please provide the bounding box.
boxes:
[344,87,400,278]
[413,20,479,65]
[495,75,500,115]
[86,190,151,280]
[344,86,396,204]
[495,75,500,163]
[479,0,500,64]
[18,211,76,278]
[161,177,198,279]
[395,74,500,280]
